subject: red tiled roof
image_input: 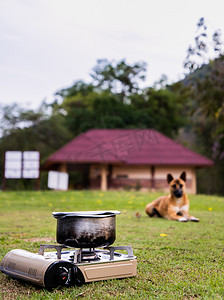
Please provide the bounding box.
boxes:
[44,129,213,167]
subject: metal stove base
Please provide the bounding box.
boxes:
[0,244,137,288]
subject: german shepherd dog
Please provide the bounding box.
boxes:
[145,172,199,222]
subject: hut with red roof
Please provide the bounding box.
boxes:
[43,129,213,193]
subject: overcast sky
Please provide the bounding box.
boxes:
[1,0,224,109]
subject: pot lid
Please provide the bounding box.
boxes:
[52,210,121,219]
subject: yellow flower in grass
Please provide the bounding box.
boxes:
[208,207,212,211]
[160,233,168,237]
[97,200,102,204]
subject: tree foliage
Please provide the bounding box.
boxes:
[190,55,224,159]
[56,80,185,137]
[174,18,224,194]
[53,59,185,138]
[184,17,223,73]
[0,103,72,189]
[90,59,147,100]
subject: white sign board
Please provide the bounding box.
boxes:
[4,151,40,179]
[4,151,22,179]
[5,160,22,170]
[48,171,69,191]
[23,170,40,179]
[23,151,40,160]
[5,169,22,179]
[22,151,40,179]
[5,151,22,161]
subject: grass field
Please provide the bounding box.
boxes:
[0,190,223,299]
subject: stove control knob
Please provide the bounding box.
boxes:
[55,267,69,285]
[44,261,74,288]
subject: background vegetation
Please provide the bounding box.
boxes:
[0,17,224,194]
[0,190,223,299]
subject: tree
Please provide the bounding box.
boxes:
[0,103,47,137]
[190,55,224,159]
[183,17,223,73]
[0,103,72,189]
[56,82,186,138]
[90,59,147,101]
[60,91,133,135]
[176,18,224,194]
[181,18,224,159]
[130,88,186,137]
[54,59,186,138]
[55,80,95,99]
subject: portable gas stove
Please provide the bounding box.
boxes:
[0,211,137,288]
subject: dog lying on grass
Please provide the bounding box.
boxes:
[145,172,199,222]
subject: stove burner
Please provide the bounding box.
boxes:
[80,250,99,261]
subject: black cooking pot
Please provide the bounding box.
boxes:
[52,211,121,248]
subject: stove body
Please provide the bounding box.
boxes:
[0,245,137,288]
[1,211,137,288]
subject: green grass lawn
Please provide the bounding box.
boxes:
[0,190,223,299]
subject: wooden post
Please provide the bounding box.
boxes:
[3,152,6,191]
[151,166,155,190]
[191,168,197,194]
[59,163,67,173]
[100,165,107,191]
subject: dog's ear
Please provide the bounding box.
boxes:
[180,171,186,182]
[167,173,174,184]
